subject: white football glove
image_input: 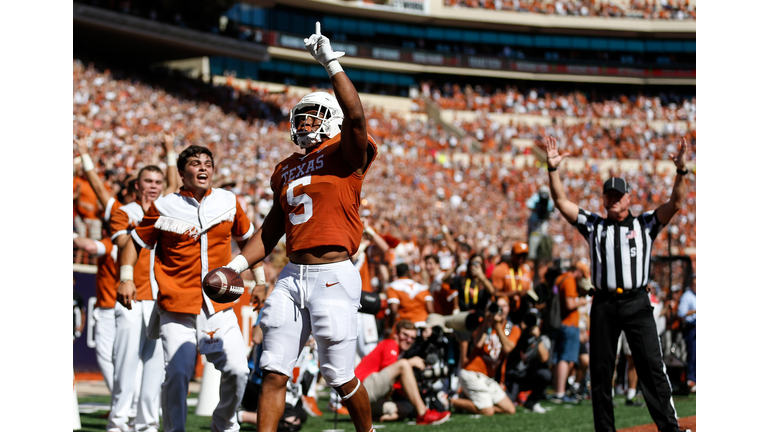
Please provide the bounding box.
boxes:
[304,22,345,77]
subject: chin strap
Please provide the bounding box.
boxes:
[340,378,361,401]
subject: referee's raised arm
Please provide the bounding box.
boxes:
[544,136,579,225]
[655,138,689,225]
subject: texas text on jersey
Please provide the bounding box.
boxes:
[271,133,378,256]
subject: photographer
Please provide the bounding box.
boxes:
[447,253,495,368]
[452,296,517,416]
[503,310,552,414]
[354,320,451,425]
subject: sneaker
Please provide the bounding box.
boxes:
[687,380,696,394]
[416,409,451,425]
[551,395,579,404]
[327,402,349,416]
[524,402,547,414]
[302,396,324,417]
[625,397,646,407]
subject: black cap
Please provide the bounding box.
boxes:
[603,177,628,195]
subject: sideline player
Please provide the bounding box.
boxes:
[218,24,378,432]
[110,164,168,432]
[120,144,262,432]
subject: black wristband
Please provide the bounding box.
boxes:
[548,166,557,172]
[676,168,688,175]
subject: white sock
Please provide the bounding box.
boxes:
[627,388,637,400]
[555,392,565,398]
[572,382,581,391]
[567,375,575,386]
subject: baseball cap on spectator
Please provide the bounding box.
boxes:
[575,261,591,278]
[512,242,529,255]
[603,177,629,195]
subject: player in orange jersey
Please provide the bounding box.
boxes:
[120,144,261,432]
[217,24,378,432]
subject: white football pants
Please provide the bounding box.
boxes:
[260,260,361,388]
[93,306,115,394]
[159,307,248,432]
[108,300,164,432]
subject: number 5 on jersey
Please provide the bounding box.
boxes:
[287,176,313,225]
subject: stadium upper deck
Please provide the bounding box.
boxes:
[75,0,695,95]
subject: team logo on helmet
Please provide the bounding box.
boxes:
[289,92,344,149]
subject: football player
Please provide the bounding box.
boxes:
[218,24,378,432]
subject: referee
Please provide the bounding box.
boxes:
[544,136,691,432]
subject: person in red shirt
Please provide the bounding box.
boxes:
[355,320,450,425]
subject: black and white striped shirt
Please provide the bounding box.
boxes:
[573,208,664,292]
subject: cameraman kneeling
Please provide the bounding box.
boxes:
[504,310,552,414]
[453,297,517,416]
[355,320,451,425]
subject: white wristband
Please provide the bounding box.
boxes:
[226,255,250,274]
[82,154,95,172]
[167,152,178,167]
[120,265,134,282]
[252,266,266,286]
[442,225,449,235]
[364,226,375,236]
[326,60,343,77]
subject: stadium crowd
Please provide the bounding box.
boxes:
[73,59,695,262]
[444,0,696,20]
[73,57,696,426]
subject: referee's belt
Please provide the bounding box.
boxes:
[591,287,645,299]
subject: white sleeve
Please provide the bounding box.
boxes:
[94,239,107,257]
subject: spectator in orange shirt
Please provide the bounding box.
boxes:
[551,266,589,404]
[387,264,435,329]
[492,242,534,324]
[452,298,517,416]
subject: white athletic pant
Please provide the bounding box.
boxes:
[356,313,378,360]
[108,300,164,432]
[260,260,361,388]
[159,307,248,432]
[93,306,115,394]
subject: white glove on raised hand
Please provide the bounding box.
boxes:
[304,23,345,77]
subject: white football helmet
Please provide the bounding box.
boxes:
[289,92,344,149]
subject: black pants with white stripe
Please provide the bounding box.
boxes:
[589,289,680,432]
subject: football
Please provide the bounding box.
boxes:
[202,267,245,303]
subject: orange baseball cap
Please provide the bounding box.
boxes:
[512,242,529,255]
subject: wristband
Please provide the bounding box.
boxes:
[364,226,375,236]
[167,151,178,167]
[676,168,688,175]
[82,154,95,172]
[120,265,134,282]
[226,254,250,274]
[325,59,343,77]
[252,265,266,286]
[441,225,449,235]
[547,166,557,172]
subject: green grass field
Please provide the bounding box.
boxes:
[76,392,695,432]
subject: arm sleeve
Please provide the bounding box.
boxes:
[132,203,160,249]
[571,208,600,240]
[232,199,255,241]
[640,210,665,241]
[93,239,107,257]
[386,287,400,305]
[109,207,131,241]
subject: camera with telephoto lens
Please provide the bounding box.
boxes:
[406,326,454,411]
[488,302,500,315]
